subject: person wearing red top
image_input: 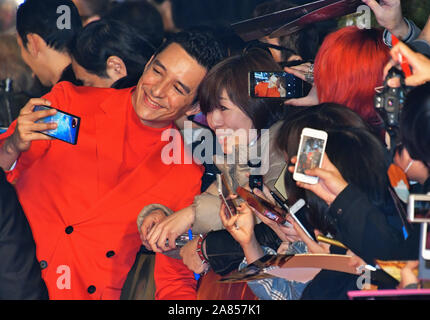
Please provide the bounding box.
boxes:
[0,31,224,299]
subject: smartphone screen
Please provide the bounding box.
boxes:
[296,136,325,174]
[249,71,303,99]
[34,105,80,145]
[294,128,327,184]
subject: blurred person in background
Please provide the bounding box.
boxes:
[69,18,155,89]
[16,0,82,87]
[0,34,40,128]
[104,0,165,48]
[252,0,321,63]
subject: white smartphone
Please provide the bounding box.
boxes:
[408,194,430,223]
[293,128,328,185]
[288,198,316,241]
[421,223,430,260]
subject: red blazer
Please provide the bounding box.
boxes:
[0,82,203,299]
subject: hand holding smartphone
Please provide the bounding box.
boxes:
[34,105,80,145]
[249,71,304,99]
[288,198,317,241]
[293,128,327,185]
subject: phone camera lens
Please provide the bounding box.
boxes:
[72,119,77,128]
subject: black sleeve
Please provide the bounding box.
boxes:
[327,184,419,264]
[0,169,49,299]
[204,222,282,275]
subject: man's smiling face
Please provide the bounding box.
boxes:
[132,43,207,128]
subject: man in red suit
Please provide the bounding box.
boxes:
[0,31,224,299]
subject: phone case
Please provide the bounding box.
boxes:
[34,105,80,145]
[236,186,289,226]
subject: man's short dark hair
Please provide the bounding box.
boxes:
[154,30,226,72]
[16,0,82,52]
[103,0,164,48]
[70,19,155,87]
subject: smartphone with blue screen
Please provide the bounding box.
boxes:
[34,105,80,145]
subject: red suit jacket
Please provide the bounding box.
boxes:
[0,82,203,299]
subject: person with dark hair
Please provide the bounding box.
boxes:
[70,19,155,89]
[185,103,417,299]
[0,168,49,299]
[285,26,391,138]
[72,0,109,25]
[0,30,225,300]
[16,0,83,87]
[400,82,430,191]
[103,0,165,48]
[0,34,37,128]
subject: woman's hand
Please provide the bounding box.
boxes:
[284,85,319,107]
[385,41,430,87]
[288,153,348,206]
[180,237,208,274]
[399,260,419,289]
[284,62,313,83]
[346,250,369,274]
[220,201,255,246]
[287,215,330,254]
[246,186,301,243]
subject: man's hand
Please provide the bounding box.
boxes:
[9,98,57,153]
[146,207,195,251]
[362,0,408,39]
[0,98,56,171]
[139,209,167,252]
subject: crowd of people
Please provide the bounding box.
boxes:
[0,0,430,301]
